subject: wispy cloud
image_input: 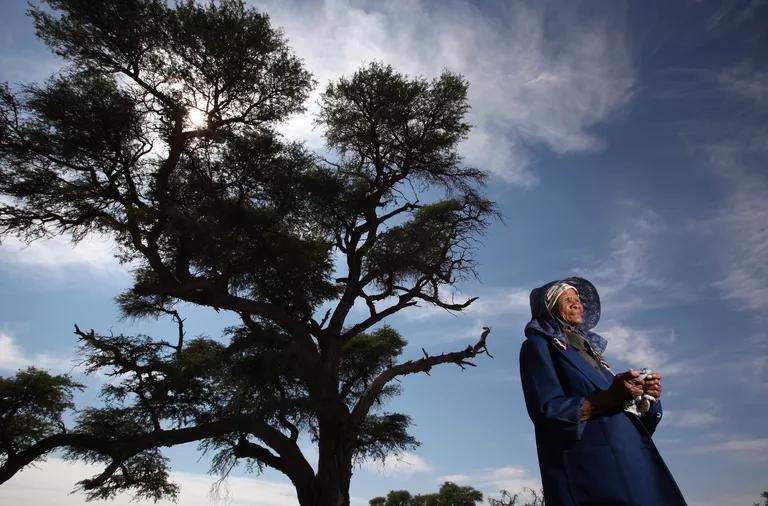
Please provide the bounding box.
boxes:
[253,0,636,186]
[404,287,530,321]
[688,437,768,461]
[703,135,768,313]
[664,410,720,429]
[598,321,669,370]
[566,211,704,376]
[711,177,768,312]
[705,1,767,33]
[598,320,698,377]
[358,451,433,477]
[438,465,540,499]
[719,65,768,106]
[575,208,667,309]
[664,400,722,428]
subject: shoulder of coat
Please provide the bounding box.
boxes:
[522,332,551,349]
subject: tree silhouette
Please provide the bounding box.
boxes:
[369,481,483,506]
[0,1,495,505]
[488,488,545,506]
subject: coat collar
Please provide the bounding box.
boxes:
[549,336,612,389]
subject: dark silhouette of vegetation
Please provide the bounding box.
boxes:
[0,1,495,505]
[755,490,768,506]
[488,488,544,506]
[370,481,483,506]
[369,484,545,506]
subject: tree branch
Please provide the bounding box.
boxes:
[0,415,312,488]
[232,438,286,473]
[135,280,314,340]
[350,327,491,426]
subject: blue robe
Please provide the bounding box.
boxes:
[520,278,687,506]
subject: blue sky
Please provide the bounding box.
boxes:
[1,1,766,505]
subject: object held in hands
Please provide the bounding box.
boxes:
[624,368,657,416]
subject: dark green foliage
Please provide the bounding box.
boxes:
[30,0,311,130]
[340,326,406,401]
[0,1,494,504]
[0,71,144,241]
[432,481,484,506]
[369,481,483,506]
[70,447,178,502]
[0,368,81,463]
[318,62,481,192]
[354,413,417,463]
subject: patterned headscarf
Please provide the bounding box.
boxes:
[525,277,608,355]
[545,282,579,314]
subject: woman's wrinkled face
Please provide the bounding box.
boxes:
[555,288,584,326]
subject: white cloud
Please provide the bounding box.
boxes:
[464,289,531,317]
[0,332,27,370]
[575,209,666,308]
[565,213,703,377]
[0,331,72,373]
[663,409,720,429]
[254,0,635,186]
[0,458,299,506]
[438,465,540,499]
[703,136,768,313]
[711,179,768,312]
[719,66,768,106]
[689,437,768,460]
[358,451,432,477]
[599,321,669,371]
[404,287,529,321]
[704,438,768,453]
[0,234,129,277]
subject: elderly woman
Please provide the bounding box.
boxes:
[520,277,687,505]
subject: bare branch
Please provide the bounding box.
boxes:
[232,438,285,474]
[350,327,491,425]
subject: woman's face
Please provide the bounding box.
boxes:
[555,288,584,326]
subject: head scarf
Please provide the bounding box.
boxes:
[525,277,608,355]
[544,282,579,314]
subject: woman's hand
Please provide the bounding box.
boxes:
[609,369,645,403]
[581,370,645,420]
[642,372,663,399]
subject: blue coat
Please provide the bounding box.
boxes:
[520,278,687,506]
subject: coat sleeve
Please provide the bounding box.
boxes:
[520,337,587,442]
[639,398,663,435]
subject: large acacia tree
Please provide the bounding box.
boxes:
[0,1,495,505]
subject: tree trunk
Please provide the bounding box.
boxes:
[301,416,353,506]
[304,461,352,506]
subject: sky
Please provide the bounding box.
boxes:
[0,0,766,505]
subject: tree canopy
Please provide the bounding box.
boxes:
[369,481,484,506]
[0,1,495,505]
